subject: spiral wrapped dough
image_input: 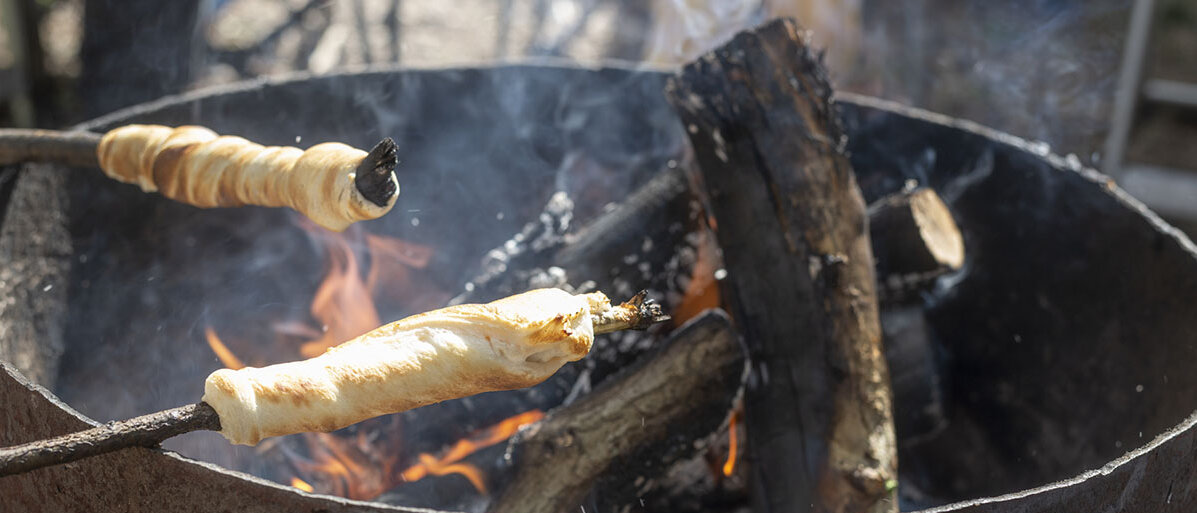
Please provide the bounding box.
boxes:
[96,124,397,231]
[202,288,610,446]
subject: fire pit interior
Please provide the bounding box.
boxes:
[4,57,1197,512]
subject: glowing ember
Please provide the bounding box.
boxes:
[291,477,314,492]
[401,410,545,494]
[204,327,245,370]
[723,406,741,477]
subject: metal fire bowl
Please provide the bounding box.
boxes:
[3,63,1197,512]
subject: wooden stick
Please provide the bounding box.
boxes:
[592,289,671,334]
[0,402,220,477]
[0,129,101,168]
[489,310,744,513]
[0,128,400,207]
[0,294,667,478]
[665,18,898,513]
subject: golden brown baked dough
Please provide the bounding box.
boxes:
[96,124,397,232]
[202,288,610,445]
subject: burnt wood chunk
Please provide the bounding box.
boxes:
[665,18,898,513]
[489,310,745,513]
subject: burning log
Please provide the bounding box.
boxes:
[665,18,898,513]
[0,289,668,477]
[0,126,400,231]
[489,309,745,513]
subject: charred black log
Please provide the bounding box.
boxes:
[489,309,745,513]
[665,18,898,513]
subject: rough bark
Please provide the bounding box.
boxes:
[0,402,219,477]
[489,309,745,513]
[665,18,898,513]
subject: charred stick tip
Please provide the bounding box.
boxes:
[628,290,671,329]
[354,137,399,207]
[593,290,671,334]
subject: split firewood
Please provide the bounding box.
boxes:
[489,309,744,513]
[0,289,668,477]
[455,161,962,311]
[666,17,898,513]
[869,186,965,303]
[868,186,964,277]
[0,126,400,232]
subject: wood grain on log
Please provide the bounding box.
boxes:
[489,309,745,513]
[665,18,898,513]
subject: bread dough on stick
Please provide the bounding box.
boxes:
[96,124,398,231]
[202,288,655,446]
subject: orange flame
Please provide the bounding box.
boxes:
[291,477,314,492]
[283,410,544,499]
[400,410,545,494]
[206,220,527,500]
[205,327,245,370]
[298,235,381,358]
[412,453,489,494]
[723,406,741,477]
[291,430,399,500]
[295,230,440,358]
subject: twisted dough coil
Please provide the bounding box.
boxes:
[202,288,609,445]
[96,124,397,231]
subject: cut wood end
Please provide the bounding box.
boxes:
[909,189,965,270]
